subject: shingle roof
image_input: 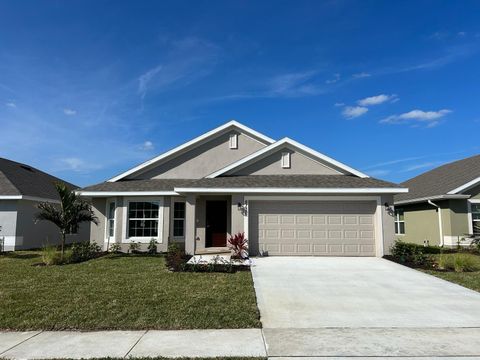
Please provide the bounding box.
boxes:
[81,175,402,192]
[395,154,480,203]
[0,158,78,199]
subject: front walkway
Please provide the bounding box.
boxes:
[251,256,480,358]
[0,329,266,359]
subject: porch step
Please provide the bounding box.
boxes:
[195,247,231,255]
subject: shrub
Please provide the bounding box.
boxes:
[166,242,187,271]
[128,241,141,254]
[109,243,122,253]
[70,241,101,263]
[390,240,433,266]
[227,232,248,259]
[438,253,479,272]
[147,238,158,254]
[41,245,63,265]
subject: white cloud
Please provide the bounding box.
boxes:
[357,94,398,106]
[342,106,368,119]
[140,140,154,151]
[402,161,442,172]
[63,108,77,116]
[334,102,345,107]
[380,109,452,126]
[458,31,467,37]
[366,169,390,177]
[5,101,16,108]
[137,37,219,99]
[325,73,340,84]
[58,157,101,173]
[352,72,371,78]
[268,71,322,97]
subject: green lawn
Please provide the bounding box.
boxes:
[0,252,261,331]
[419,253,480,292]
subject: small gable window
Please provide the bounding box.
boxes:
[229,133,238,149]
[394,208,405,235]
[281,152,291,169]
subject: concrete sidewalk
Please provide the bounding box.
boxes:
[0,329,266,359]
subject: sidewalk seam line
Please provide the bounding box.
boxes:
[124,330,148,358]
[0,330,44,356]
[260,328,268,357]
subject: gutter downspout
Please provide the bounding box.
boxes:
[428,199,444,247]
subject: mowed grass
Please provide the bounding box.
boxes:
[0,252,261,330]
[420,253,480,292]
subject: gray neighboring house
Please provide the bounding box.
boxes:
[78,120,407,257]
[394,154,480,247]
[0,158,90,251]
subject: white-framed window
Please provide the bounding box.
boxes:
[472,203,480,235]
[394,208,405,235]
[229,133,238,149]
[127,201,160,238]
[281,152,291,168]
[173,201,186,238]
[107,200,115,238]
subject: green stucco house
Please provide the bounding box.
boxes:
[394,154,480,247]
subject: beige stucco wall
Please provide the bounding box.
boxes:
[397,202,441,246]
[231,148,343,176]
[10,199,90,250]
[0,200,18,251]
[90,197,106,246]
[129,131,266,180]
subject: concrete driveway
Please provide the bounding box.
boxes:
[252,257,480,357]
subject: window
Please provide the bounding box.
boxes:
[128,201,159,238]
[281,152,291,168]
[472,204,480,235]
[229,133,238,149]
[394,208,405,235]
[107,201,115,237]
[173,202,185,238]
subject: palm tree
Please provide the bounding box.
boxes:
[36,182,98,259]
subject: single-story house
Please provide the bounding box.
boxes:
[0,158,90,251]
[78,120,407,257]
[394,154,480,247]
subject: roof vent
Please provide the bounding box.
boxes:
[20,165,34,172]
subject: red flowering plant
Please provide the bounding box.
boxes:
[227,232,249,259]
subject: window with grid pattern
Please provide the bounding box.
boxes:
[128,201,159,238]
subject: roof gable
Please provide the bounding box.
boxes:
[395,154,480,204]
[108,120,274,182]
[207,138,369,178]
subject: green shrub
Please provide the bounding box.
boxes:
[147,238,158,254]
[41,246,63,265]
[438,253,480,272]
[166,242,187,271]
[109,243,122,253]
[390,240,429,265]
[70,241,101,263]
[128,241,141,254]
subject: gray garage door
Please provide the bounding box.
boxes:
[249,200,377,256]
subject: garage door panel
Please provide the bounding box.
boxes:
[250,200,376,256]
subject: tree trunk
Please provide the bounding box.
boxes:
[61,232,66,260]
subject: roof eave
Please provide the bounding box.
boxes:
[174,187,408,194]
[394,194,471,206]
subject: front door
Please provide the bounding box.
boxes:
[206,200,227,247]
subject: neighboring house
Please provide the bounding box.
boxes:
[394,154,480,247]
[0,158,90,251]
[78,121,406,257]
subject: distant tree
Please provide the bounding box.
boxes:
[36,182,98,260]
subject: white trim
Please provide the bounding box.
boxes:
[394,194,469,205]
[175,187,408,194]
[121,196,164,243]
[108,120,275,182]
[78,191,178,197]
[243,195,384,257]
[206,137,369,178]
[447,176,480,194]
[427,200,444,247]
[0,195,60,203]
[468,199,480,235]
[104,199,116,251]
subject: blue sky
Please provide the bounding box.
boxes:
[1,0,479,186]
